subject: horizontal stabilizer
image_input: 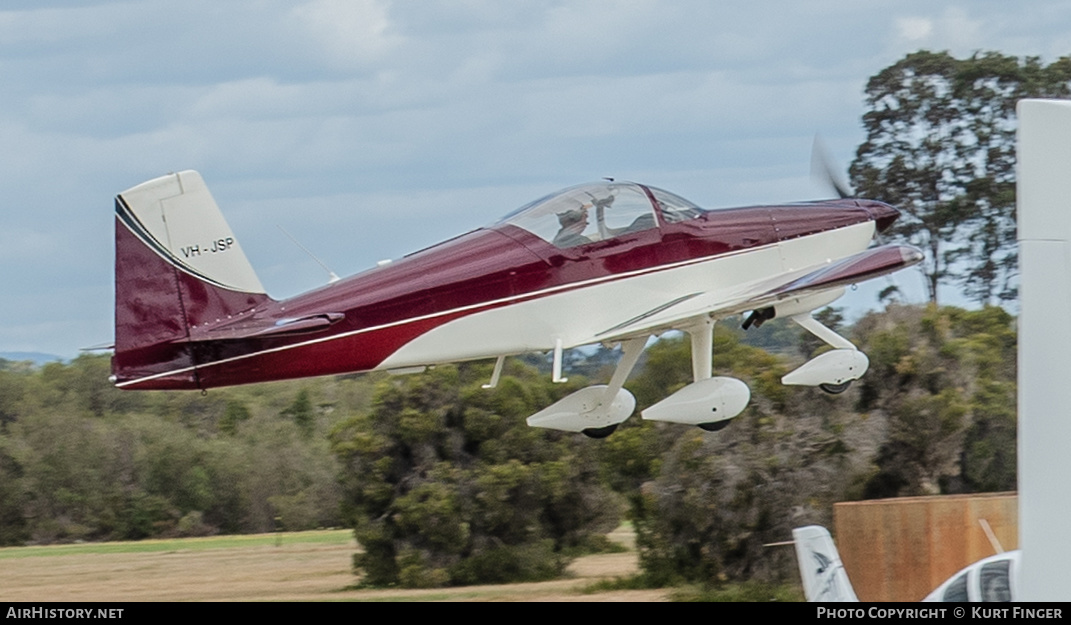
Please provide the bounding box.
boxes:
[183,312,346,342]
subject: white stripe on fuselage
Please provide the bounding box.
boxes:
[378,221,875,368]
[117,221,874,387]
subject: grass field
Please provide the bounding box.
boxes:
[0,526,669,602]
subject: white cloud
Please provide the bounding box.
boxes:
[889,7,992,57]
[291,0,402,70]
[896,17,934,42]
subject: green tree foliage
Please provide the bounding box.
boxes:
[330,361,620,587]
[218,400,251,435]
[854,305,1017,497]
[623,332,873,586]
[0,354,358,545]
[624,307,1017,587]
[0,435,28,544]
[281,389,315,437]
[851,51,1071,305]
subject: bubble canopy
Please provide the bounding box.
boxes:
[497,182,705,248]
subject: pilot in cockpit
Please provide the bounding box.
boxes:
[552,205,592,248]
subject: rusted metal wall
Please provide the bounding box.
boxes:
[833,493,1018,602]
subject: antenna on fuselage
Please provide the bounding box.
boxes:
[276,225,341,284]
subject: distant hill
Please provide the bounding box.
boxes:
[0,352,65,367]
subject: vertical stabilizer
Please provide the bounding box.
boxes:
[792,525,859,602]
[117,171,265,294]
[113,170,270,389]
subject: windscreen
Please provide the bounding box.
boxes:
[499,182,657,248]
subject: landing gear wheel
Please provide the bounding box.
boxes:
[819,381,852,394]
[697,420,731,432]
[581,424,618,439]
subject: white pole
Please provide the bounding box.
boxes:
[1016,99,1071,601]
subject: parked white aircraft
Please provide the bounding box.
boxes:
[793,525,1017,602]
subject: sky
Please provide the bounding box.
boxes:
[3,0,1071,359]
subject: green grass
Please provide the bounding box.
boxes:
[322,592,491,602]
[670,581,804,602]
[579,574,660,594]
[0,529,354,560]
[580,576,804,602]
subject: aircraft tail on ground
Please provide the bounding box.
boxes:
[113,171,271,389]
[792,525,860,602]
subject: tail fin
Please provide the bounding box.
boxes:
[113,170,270,389]
[793,525,859,602]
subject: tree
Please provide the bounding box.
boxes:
[218,400,251,435]
[281,389,315,437]
[331,361,619,588]
[851,51,967,305]
[0,355,353,542]
[623,332,875,586]
[851,51,1071,306]
[0,369,26,433]
[853,305,1017,497]
[0,437,28,545]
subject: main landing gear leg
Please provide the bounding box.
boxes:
[690,317,714,382]
[582,336,647,438]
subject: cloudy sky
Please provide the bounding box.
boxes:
[3,0,1071,359]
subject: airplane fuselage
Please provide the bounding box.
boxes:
[113,183,898,391]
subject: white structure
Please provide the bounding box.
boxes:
[793,525,1018,602]
[1016,99,1071,601]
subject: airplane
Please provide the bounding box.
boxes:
[111,170,922,438]
[793,525,1017,602]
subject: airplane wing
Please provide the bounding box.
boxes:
[596,244,923,340]
[758,244,923,303]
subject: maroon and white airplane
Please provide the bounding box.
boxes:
[112,171,921,437]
